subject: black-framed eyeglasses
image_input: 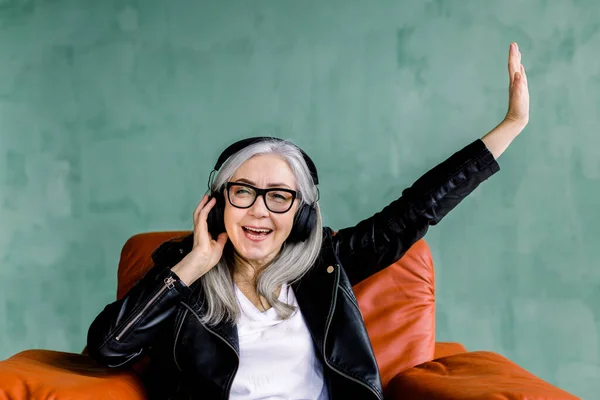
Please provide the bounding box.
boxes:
[226,182,300,214]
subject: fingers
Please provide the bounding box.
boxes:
[193,195,216,244]
[508,42,527,90]
[193,195,209,229]
[508,42,523,86]
[508,42,520,86]
[199,196,217,221]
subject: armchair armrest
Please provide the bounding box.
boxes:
[384,351,579,400]
[433,341,467,359]
[0,349,146,400]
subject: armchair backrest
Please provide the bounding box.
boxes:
[116,231,436,388]
[117,231,190,300]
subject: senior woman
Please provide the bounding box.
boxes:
[87,43,529,399]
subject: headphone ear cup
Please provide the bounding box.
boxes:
[206,192,226,240]
[289,204,317,243]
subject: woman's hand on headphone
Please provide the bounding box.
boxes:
[171,195,229,286]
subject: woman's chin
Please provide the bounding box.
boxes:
[230,231,286,265]
[238,249,272,263]
[234,242,280,265]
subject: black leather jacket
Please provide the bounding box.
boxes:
[87,139,500,400]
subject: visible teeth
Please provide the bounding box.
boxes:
[245,227,271,233]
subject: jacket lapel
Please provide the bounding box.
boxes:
[187,279,240,354]
[291,253,339,354]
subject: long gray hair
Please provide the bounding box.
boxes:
[199,139,323,326]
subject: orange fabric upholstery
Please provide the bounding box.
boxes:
[433,342,467,359]
[385,351,580,400]
[353,239,436,387]
[0,350,146,400]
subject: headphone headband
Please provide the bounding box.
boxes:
[213,137,319,185]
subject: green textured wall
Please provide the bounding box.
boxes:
[1,0,598,397]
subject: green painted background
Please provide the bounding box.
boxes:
[1,0,598,397]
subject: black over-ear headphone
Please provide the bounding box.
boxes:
[206,137,319,243]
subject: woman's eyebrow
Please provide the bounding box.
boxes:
[234,178,292,189]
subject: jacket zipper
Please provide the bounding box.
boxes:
[115,276,177,341]
[323,264,383,400]
[180,302,240,400]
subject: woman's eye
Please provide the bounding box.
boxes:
[268,192,289,202]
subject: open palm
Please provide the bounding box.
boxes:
[505,42,529,125]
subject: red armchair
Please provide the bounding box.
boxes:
[0,231,579,399]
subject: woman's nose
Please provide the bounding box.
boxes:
[248,194,269,217]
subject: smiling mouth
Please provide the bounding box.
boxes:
[242,226,273,237]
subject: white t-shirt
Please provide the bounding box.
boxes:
[230,282,328,400]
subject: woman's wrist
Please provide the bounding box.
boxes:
[172,262,199,287]
[481,118,527,159]
[502,116,528,132]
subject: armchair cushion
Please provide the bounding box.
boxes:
[385,351,580,399]
[353,239,436,387]
[0,349,146,400]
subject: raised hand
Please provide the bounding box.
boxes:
[505,42,529,126]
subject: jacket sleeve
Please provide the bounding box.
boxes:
[86,246,192,368]
[331,138,500,286]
